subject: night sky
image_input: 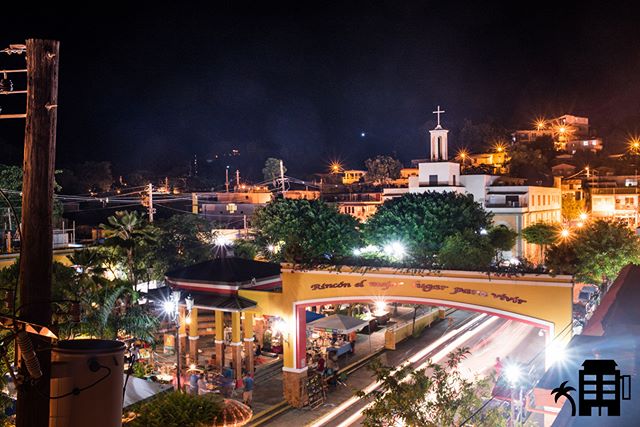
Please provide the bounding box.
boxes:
[1,2,640,180]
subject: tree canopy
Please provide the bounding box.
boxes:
[561,194,585,222]
[521,222,559,262]
[262,157,285,183]
[438,230,495,270]
[546,219,640,284]
[100,210,158,285]
[252,197,361,263]
[364,192,493,261]
[364,155,403,183]
[358,348,506,427]
[150,213,216,277]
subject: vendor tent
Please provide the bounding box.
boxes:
[305,311,325,323]
[306,314,368,334]
[123,375,173,409]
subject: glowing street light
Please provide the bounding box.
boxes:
[383,241,406,260]
[374,301,387,316]
[504,363,521,386]
[579,212,588,221]
[492,141,507,153]
[214,234,233,247]
[534,117,547,130]
[163,290,183,392]
[627,136,640,153]
[456,148,470,166]
[559,228,571,241]
[329,161,343,174]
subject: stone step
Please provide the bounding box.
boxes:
[254,358,283,383]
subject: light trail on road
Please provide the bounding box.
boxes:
[310,313,494,427]
[332,315,501,427]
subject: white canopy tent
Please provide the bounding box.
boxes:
[306,313,369,334]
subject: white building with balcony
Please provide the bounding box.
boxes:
[383,110,561,262]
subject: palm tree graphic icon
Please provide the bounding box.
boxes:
[551,381,577,416]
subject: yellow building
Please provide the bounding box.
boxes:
[341,170,366,185]
[154,258,573,408]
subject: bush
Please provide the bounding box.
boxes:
[126,392,223,427]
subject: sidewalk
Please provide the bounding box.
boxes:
[248,305,432,414]
[258,309,472,426]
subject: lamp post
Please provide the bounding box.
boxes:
[504,363,522,427]
[164,290,182,392]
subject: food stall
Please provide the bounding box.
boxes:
[306,314,368,360]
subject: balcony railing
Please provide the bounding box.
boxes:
[485,201,528,208]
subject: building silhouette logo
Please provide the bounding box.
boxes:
[553,359,631,417]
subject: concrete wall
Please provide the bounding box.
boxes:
[385,308,440,349]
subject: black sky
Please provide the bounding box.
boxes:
[1,2,640,179]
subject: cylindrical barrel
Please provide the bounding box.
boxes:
[50,339,125,427]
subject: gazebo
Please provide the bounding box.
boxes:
[148,257,281,383]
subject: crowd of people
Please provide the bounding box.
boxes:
[181,362,255,407]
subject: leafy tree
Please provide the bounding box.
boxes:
[438,230,495,270]
[507,144,550,179]
[521,222,559,263]
[488,225,518,261]
[364,155,403,183]
[0,164,64,226]
[364,192,493,262]
[232,238,258,260]
[252,198,361,264]
[529,135,556,157]
[458,119,508,152]
[561,194,585,222]
[488,225,517,251]
[545,242,578,276]
[127,391,223,427]
[357,348,507,427]
[75,161,114,193]
[547,220,640,284]
[77,284,158,342]
[100,210,158,286]
[150,214,215,276]
[262,157,286,183]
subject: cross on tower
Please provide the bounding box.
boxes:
[432,105,445,127]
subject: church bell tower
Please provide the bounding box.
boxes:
[429,105,449,161]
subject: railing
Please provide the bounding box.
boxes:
[590,188,639,195]
[485,201,528,208]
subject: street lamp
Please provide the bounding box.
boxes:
[504,363,523,427]
[164,290,183,392]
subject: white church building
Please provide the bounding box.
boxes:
[383,106,561,262]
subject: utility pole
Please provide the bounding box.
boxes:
[147,183,154,222]
[236,169,240,190]
[16,38,59,427]
[225,166,230,193]
[279,160,286,194]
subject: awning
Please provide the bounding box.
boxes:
[305,311,326,323]
[123,375,172,409]
[307,314,368,334]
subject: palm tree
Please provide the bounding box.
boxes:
[79,284,158,342]
[551,381,576,416]
[100,210,157,286]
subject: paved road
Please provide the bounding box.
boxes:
[331,318,545,427]
[260,310,477,426]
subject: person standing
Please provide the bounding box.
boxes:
[189,372,199,395]
[197,373,207,395]
[242,372,254,407]
[348,331,357,353]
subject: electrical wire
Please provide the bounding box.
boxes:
[35,363,112,400]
